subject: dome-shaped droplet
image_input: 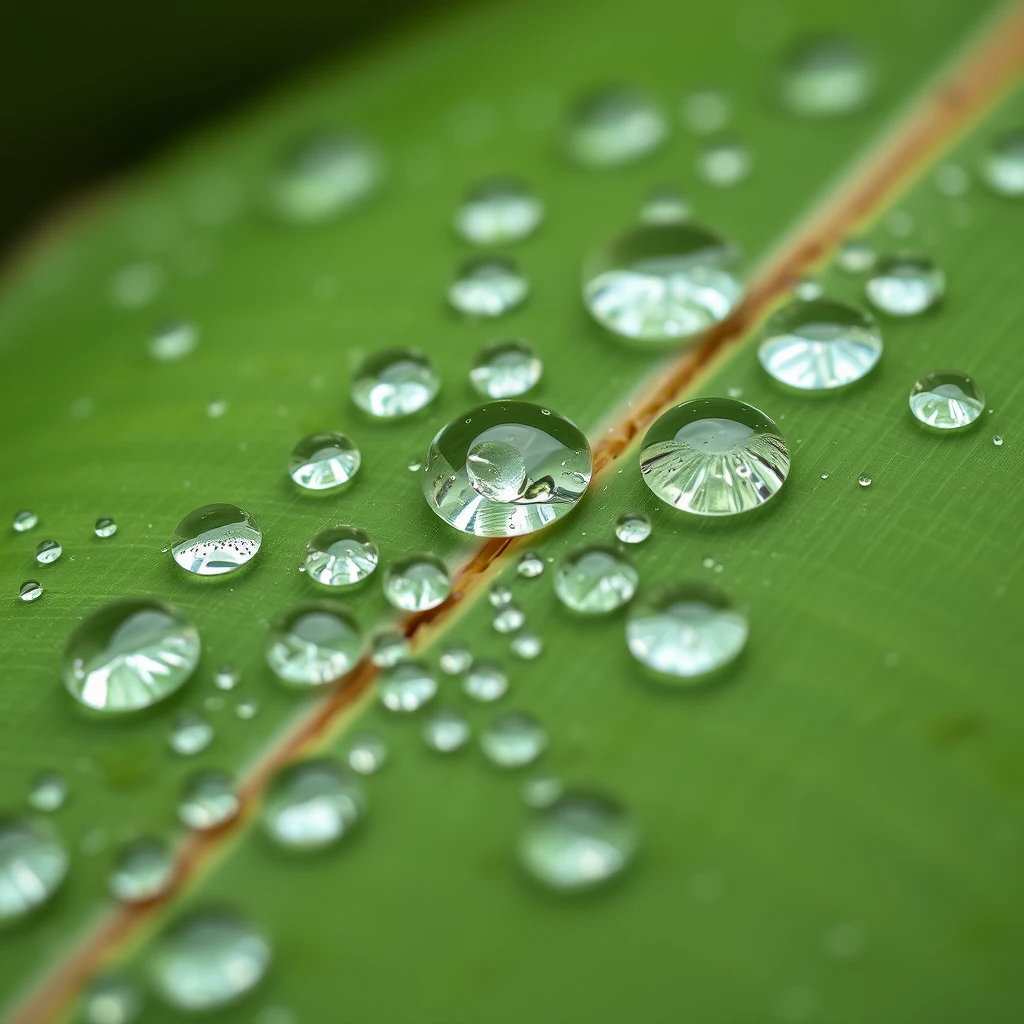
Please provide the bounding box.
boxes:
[262,758,364,851]
[170,504,261,577]
[150,909,271,1011]
[28,771,67,812]
[370,630,408,667]
[981,127,1024,197]
[521,774,564,809]
[178,771,239,830]
[480,712,547,768]
[439,645,472,675]
[909,370,985,431]
[489,584,513,608]
[836,237,876,273]
[470,339,542,399]
[213,663,239,690]
[758,298,882,391]
[555,546,638,614]
[35,539,62,564]
[288,432,361,492]
[12,509,38,532]
[0,818,68,921]
[518,792,636,890]
[510,631,543,660]
[449,257,528,317]
[304,526,378,587]
[565,85,667,167]
[626,583,748,682]
[517,550,545,577]
[615,511,651,544]
[640,399,789,515]
[378,660,437,712]
[454,178,543,245]
[697,137,752,187]
[780,36,875,117]
[108,836,175,903]
[265,603,363,687]
[423,708,471,753]
[94,517,117,539]
[462,661,509,702]
[382,554,451,611]
[351,348,439,419]
[346,732,387,774]
[493,603,526,634]
[149,320,198,362]
[168,712,214,756]
[423,401,592,537]
[583,223,742,343]
[19,580,43,602]
[682,89,730,134]
[82,973,141,1024]
[866,254,945,316]
[640,186,691,225]
[62,599,201,713]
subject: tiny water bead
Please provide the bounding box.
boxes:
[779,36,875,117]
[423,400,592,537]
[265,603,364,687]
[493,603,526,634]
[626,584,749,682]
[423,708,471,753]
[517,550,545,578]
[518,792,636,891]
[304,526,378,587]
[0,818,68,920]
[13,509,38,532]
[378,660,437,712]
[150,910,271,1011]
[169,712,215,756]
[347,732,388,774]
[463,662,509,702]
[836,238,876,273]
[481,712,547,768]
[288,432,361,491]
[178,771,239,830]
[682,89,730,134]
[351,348,440,419]
[993,435,1004,447]
[171,504,261,577]
[583,223,742,344]
[470,339,542,399]
[555,546,638,615]
[757,298,882,392]
[63,599,201,713]
[615,511,651,544]
[640,186,691,225]
[214,663,239,690]
[383,554,451,611]
[565,85,667,167]
[370,630,408,668]
[795,277,824,301]
[439,645,473,674]
[448,256,529,317]
[35,539,62,564]
[19,580,43,602]
[511,631,543,660]
[82,974,142,1024]
[489,583,513,607]
[454,178,543,245]
[981,127,1024,197]
[94,517,117,539]
[858,474,872,487]
[149,320,198,362]
[28,771,67,812]
[697,137,752,187]
[640,399,790,515]
[262,759,364,851]
[909,371,985,431]
[866,254,945,316]
[109,837,175,903]
[235,698,259,720]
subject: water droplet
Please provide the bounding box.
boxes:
[171,504,261,577]
[304,526,378,587]
[454,178,543,245]
[836,237,876,273]
[82,973,141,1024]
[169,712,214,756]
[555,546,638,614]
[697,137,752,187]
[518,792,636,890]
[109,836,174,903]
[423,708,471,752]
[27,771,67,812]
[993,435,1003,447]
[909,370,984,430]
[481,712,546,768]
[0,818,68,920]
[378,660,437,712]
[614,511,651,544]
[489,584,513,608]
[262,758,364,850]
[981,128,1024,197]
[149,320,198,362]
[626,583,748,682]
[265,603,364,687]
[63,599,200,713]
[517,550,545,577]
[682,89,730,134]
[858,474,872,487]
[583,223,742,343]
[288,432,361,491]
[407,456,422,472]
[178,771,238,830]
[521,774,564,808]
[511,631,543,660]
[795,277,823,301]
[12,509,38,532]
[470,339,542,399]
[346,732,387,774]
[35,539,62,564]
[382,554,451,611]
[439,645,472,674]
[640,186,691,225]
[111,262,164,308]
[214,663,239,690]
[758,298,882,391]
[370,630,408,668]
[463,662,509,702]
[206,399,228,419]
[19,580,43,602]
[493,603,526,634]
[150,909,271,1010]
[94,517,117,539]
[449,256,528,317]
[640,399,789,515]
[235,698,259,720]
[565,85,667,167]
[780,36,874,117]
[352,348,440,419]
[423,400,592,537]
[866,254,945,316]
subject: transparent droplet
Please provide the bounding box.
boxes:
[449,256,528,317]
[150,909,271,1010]
[640,399,789,515]
[109,836,174,903]
[493,603,526,634]
[272,133,382,223]
[423,400,592,537]
[178,771,239,830]
[94,517,117,539]
[682,89,730,134]
[439,645,472,675]
[346,732,387,774]
[423,708,471,752]
[206,399,227,419]
[480,712,547,768]
[909,371,984,430]
[454,178,543,245]
[794,277,823,301]
[0,818,68,921]
[640,186,691,225]
[149,321,198,362]
[27,771,67,812]
[981,128,1024,197]
[82,973,142,1024]
[935,163,970,198]
[262,758,364,850]
[780,36,875,117]
[370,630,408,668]
[836,238,876,273]
[235,698,259,720]
[19,580,43,603]
[265,603,364,687]
[583,223,742,343]
[111,262,163,308]
[35,539,62,565]
[352,348,440,419]
[170,504,261,577]
[615,511,651,544]
[565,85,667,167]
[993,435,1004,447]
[378,660,437,712]
[407,456,422,472]
[62,599,201,713]
[304,526,378,587]
[626,583,748,682]
[555,546,638,614]
[866,254,945,316]
[214,663,239,691]
[522,773,564,808]
[463,662,509,702]
[169,712,214,756]
[697,137,751,187]
[758,298,882,391]
[470,339,542,398]
[289,432,361,491]
[383,554,451,611]
[517,550,545,578]
[489,583,513,608]
[511,631,543,660]
[13,509,38,532]
[858,474,872,487]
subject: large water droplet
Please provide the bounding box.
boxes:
[463,662,509,702]
[423,708,471,752]
[352,348,439,419]
[109,836,174,903]
[346,732,387,774]
[262,759,364,850]
[178,771,239,830]
[382,554,451,611]
[449,257,528,317]
[149,320,198,362]
[27,771,67,812]
[981,128,1024,197]
[370,630,408,667]
[555,546,638,614]
[615,511,651,544]
[470,339,542,398]
[378,660,437,712]
[63,599,201,713]
[780,36,875,117]
[866,254,945,316]
[19,580,43,603]
[82,973,141,1024]
[423,401,592,537]
[13,509,38,532]
[171,504,261,577]
[0,818,68,920]
[35,539,62,565]
[288,432,360,491]
[480,712,547,768]
[304,526,378,587]
[265,603,363,686]
[169,712,214,756]
[565,85,667,167]
[909,370,984,430]
[454,178,543,245]
[583,223,742,343]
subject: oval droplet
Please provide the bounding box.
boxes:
[35,539,62,565]
[108,836,175,903]
[288,432,361,492]
[170,504,261,577]
[178,771,239,831]
[168,712,214,756]
[351,348,439,419]
[865,254,945,317]
[565,85,667,167]
[555,546,638,615]
[19,580,43,603]
[265,603,364,687]
[449,256,528,317]
[0,818,68,921]
[470,339,542,399]
[94,517,117,539]
[981,127,1024,197]
[462,662,509,703]
[614,511,651,544]
[454,178,543,245]
[423,708,471,752]
[779,36,875,117]
[262,758,364,851]
[378,660,437,712]
[909,370,985,431]
[382,554,451,612]
[304,526,378,587]
[480,711,547,768]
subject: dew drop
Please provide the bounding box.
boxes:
[94,517,117,539]
[858,474,872,487]
[555,546,638,614]
[288,432,361,491]
[493,603,526,634]
[178,771,238,830]
[682,89,730,134]
[511,631,543,660]
[697,137,751,187]
[0,818,67,921]
[206,399,227,419]
[521,774,564,808]
[423,708,471,752]
[779,36,874,117]
[262,758,364,850]
[449,256,528,317]
[265,603,363,687]
[169,712,214,756]
[346,732,387,774]
[19,580,43,603]
[517,550,545,578]
[214,663,239,691]
[352,348,439,419]
[235,698,259,720]
[981,127,1024,197]
[111,262,163,308]
[370,630,408,668]
[865,254,945,316]
[35,539,62,565]
[565,85,667,167]
[383,554,451,611]
[82,973,141,1024]
[909,370,984,431]
[639,186,691,226]
[794,277,823,301]
[614,511,651,544]
[378,660,437,712]
[454,178,543,245]
[170,504,261,577]
[439,645,473,674]
[27,771,67,812]
[304,526,378,587]
[481,711,547,768]
[470,339,542,399]
[836,237,876,273]
[149,320,198,362]
[109,836,174,903]
[489,584,513,608]
[463,661,509,702]
[13,509,38,532]
[993,435,1003,447]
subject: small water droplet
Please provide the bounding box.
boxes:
[555,546,638,614]
[510,631,543,660]
[489,584,513,608]
[697,136,752,187]
[346,732,387,774]
[289,432,361,491]
[993,434,1004,446]
[493,603,526,634]
[0,818,67,920]
[935,163,970,197]
[639,186,691,225]
[169,712,214,756]
[439,645,472,674]
[521,774,563,808]
[12,509,38,532]
[820,472,829,480]
[27,771,67,812]
[858,474,872,487]
[565,85,667,167]
[836,237,876,273]
[517,550,545,578]
[109,836,175,903]
[19,580,43,602]
[378,660,437,712]
[214,663,239,690]
[454,178,543,245]
[407,456,423,472]
[614,511,651,544]
[170,504,261,577]
[111,262,164,308]
[481,711,547,768]
[470,339,542,399]
[370,630,409,668]
[866,254,945,316]
[909,370,984,430]
[383,554,451,611]
[352,348,440,419]
[82,973,142,1024]
[206,399,228,419]
[463,662,509,702]
[35,539,62,565]
[449,256,529,317]
[780,36,874,117]
[235,698,259,720]
[304,526,378,587]
[262,758,364,850]
[794,277,823,301]
[94,517,117,539]
[423,708,471,752]
[682,89,730,134]
[265,603,364,687]
[149,320,198,362]
[178,771,239,830]
[981,127,1024,197]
